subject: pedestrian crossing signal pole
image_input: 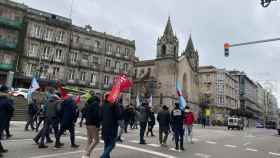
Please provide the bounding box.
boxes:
[224,37,280,57]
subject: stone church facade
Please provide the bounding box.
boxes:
[132,17,200,117]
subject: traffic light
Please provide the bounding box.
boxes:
[224,43,230,57]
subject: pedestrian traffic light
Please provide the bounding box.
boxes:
[224,43,230,57]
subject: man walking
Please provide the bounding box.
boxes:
[100,94,122,158]
[82,95,100,158]
[56,96,79,148]
[171,103,185,151]
[25,99,38,131]
[157,105,170,147]
[183,106,195,144]
[138,101,149,144]
[146,107,156,137]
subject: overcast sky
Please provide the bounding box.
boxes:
[14,0,280,105]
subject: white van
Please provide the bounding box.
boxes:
[227,117,244,130]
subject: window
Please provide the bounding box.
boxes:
[115,61,120,70]
[57,31,65,42]
[55,48,62,61]
[43,46,51,59]
[90,73,96,84]
[72,51,78,63]
[94,40,100,48]
[92,56,99,64]
[105,59,111,67]
[81,72,86,81]
[125,48,129,57]
[68,69,75,80]
[52,67,60,76]
[33,25,41,37]
[45,29,52,41]
[124,63,128,72]
[29,44,37,56]
[117,47,121,53]
[107,44,112,53]
[161,45,166,56]
[104,75,109,85]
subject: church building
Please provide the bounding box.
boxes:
[132,17,200,116]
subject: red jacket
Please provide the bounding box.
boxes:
[184,112,194,125]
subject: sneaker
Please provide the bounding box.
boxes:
[175,146,179,150]
[180,146,185,151]
[71,144,79,148]
[38,144,48,149]
[33,138,39,145]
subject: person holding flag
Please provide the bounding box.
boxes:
[27,77,40,103]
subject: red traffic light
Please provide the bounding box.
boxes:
[224,43,230,57]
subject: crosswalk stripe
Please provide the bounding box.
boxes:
[205,141,217,144]
[246,148,258,152]
[224,144,237,148]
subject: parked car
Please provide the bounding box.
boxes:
[256,122,264,128]
[11,88,29,99]
[227,117,244,130]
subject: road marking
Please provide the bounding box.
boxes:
[246,148,258,152]
[148,144,161,147]
[169,148,182,152]
[269,152,280,156]
[3,138,33,142]
[224,144,237,148]
[243,142,251,146]
[30,150,84,158]
[129,140,139,143]
[194,153,211,158]
[77,136,176,158]
[205,141,217,144]
[193,138,200,142]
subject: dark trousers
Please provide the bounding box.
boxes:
[100,136,115,158]
[34,118,59,145]
[4,118,11,136]
[36,118,44,131]
[146,123,155,136]
[25,115,35,130]
[57,124,75,145]
[139,122,147,143]
[173,128,184,148]
[159,128,169,145]
[124,120,129,133]
[79,116,85,127]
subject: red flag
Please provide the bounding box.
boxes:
[57,81,69,99]
[108,74,133,104]
[75,95,81,105]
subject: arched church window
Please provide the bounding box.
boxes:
[161,45,166,56]
[174,46,177,54]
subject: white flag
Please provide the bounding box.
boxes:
[136,95,140,107]
[148,95,153,107]
[27,77,40,100]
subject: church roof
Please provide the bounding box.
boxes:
[163,16,174,37]
[134,59,155,67]
[186,35,194,51]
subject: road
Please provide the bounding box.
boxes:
[2,121,280,158]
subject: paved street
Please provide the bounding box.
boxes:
[1,121,280,158]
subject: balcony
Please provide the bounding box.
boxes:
[0,64,14,71]
[0,38,17,50]
[0,16,23,30]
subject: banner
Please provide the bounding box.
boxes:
[27,77,40,102]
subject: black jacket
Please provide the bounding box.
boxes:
[0,96,14,131]
[60,98,78,129]
[157,109,170,131]
[28,102,38,116]
[85,96,100,127]
[170,107,184,129]
[148,111,156,126]
[100,101,122,139]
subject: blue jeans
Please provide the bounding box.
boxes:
[100,137,115,158]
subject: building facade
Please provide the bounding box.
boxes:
[0,0,136,105]
[229,71,262,120]
[199,66,239,123]
[133,17,200,116]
